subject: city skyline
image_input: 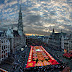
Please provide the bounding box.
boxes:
[0,0,72,36]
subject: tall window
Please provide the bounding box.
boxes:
[6,45,7,48]
[4,46,5,49]
[2,51,3,53]
[2,55,3,58]
[4,55,5,58]
[4,51,5,53]
[2,46,3,50]
[6,40,7,42]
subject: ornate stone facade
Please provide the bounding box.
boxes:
[48,29,66,50]
[0,32,10,63]
[6,5,26,54]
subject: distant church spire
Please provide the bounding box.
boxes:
[53,28,54,33]
[61,29,62,33]
[18,4,23,36]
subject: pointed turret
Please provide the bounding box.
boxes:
[61,29,62,33]
[52,28,54,33]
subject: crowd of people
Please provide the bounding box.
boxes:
[10,46,30,72]
[23,40,66,72]
[23,64,65,72]
[6,38,71,72]
[0,38,71,72]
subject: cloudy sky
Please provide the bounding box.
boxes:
[0,0,72,35]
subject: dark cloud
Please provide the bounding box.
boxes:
[45,18,57,24]
[24,26,50,35]
[63,24,72,30]
[67,0,72,6]
[26,15,41,24]
[22,6,29,12]
[0,0,72,35]
[40,0,51,2]
[70,12,72,19]
[32,8,39,11]
[62,17,71,22]
[50,11,56,16]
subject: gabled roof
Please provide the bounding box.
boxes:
[50,32,67,40]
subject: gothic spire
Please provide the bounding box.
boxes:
[18,4,23,36]
[19,4,21,13]
[53,28,54,33]
[61,29,62,33]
